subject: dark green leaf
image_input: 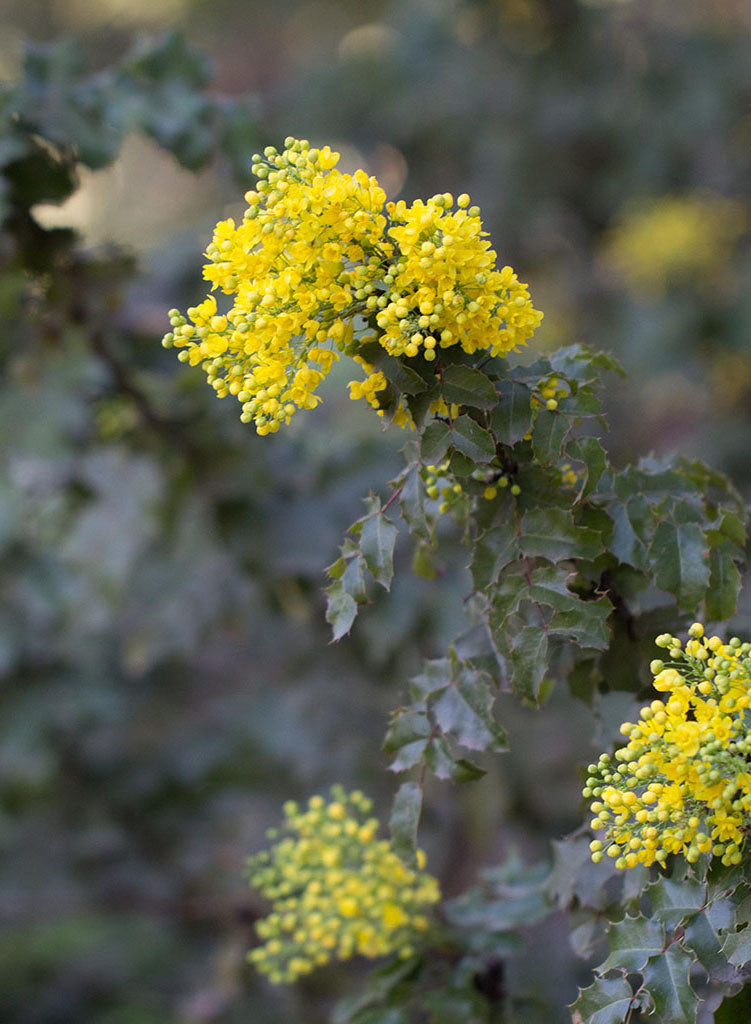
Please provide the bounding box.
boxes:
[360,512,398,589]
[423,735,480,780]
[519,507,604,562]
[649,520,710,611]
[646,876,705,926]
[406,385,441,427]
[600,916,663,972]
[470,522,519,591]
[431,659,505,752]
[450,415,496,463]
[491,380,533,445]
[549,600,612,649]
[383,709,432,753]
[717,511,747,548]
[531,409,569,462]
[487,569,527,628]
[398,463,430,540]
[447,450,474,476]
[606,500,649,570]
[420,421,451,464]
[706,545,742,621]
[722,928,751,967]
[641,946,698,1023]
[572,975,635,1024]
[551,343,624,381]
[389,739,429,773]
[440,364,498,410]
[571,436,608,497]
[409,659,452,699]
[508,626,548,702]
[681,911,729,974]
[325,583,357,641]
[383,359,432,395]
[341,554,368,601]
[448,756,487,782]
[390,782,422,869]
[547,835,608,910]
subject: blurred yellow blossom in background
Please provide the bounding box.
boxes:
[603,193,746,295]
[246,787,440,983]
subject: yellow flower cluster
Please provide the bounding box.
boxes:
[377,195,542,361]
[604,193,745,295]
[584,624,751,871]
[163,138,542,434]
[247,787,440,983]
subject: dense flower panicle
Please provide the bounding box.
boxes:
[163,138,543,434]
[584,624,751,871]
[246,787,440,983]
[604,193,745,295]
[377,195,542,361]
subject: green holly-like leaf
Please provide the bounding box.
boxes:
[706,544,742,621]
[420,420,451,464]
[423,735,485,781]
[445,857,550,955]
[491,379,532,445]
[439,364,498,410]
[681,910,729,975]
[546,835,600,910]
[722,928,751,967]
[430,656,505,752]
[526,565,612,649]
[450,415,496,463]
[570,436,608,497]
[640,946,698,1023]
[716,510,747,548]
[390,782,422,869]
[507,625,548,702]
[341,554,368,601]
[531,408,569,462]
[649,519,710,611]
[398,460,430,540]
[550,343,625,382]
[605,499,649,570]
[571,974,635,1024]
[646,875,706,927]
[548,599,612,649]
[599,915,664,973]
[325,582,357,641]
[519,507,604,563]
[360,508,398,589]
[470,521,519,591]
[384,709,432,772]
[409,658,453,699]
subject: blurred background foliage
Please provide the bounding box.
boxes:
[1,0,750,1021]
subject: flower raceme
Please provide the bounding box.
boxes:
[246,788,440,983]
[163,138,542,435]
[584,624,751,871]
